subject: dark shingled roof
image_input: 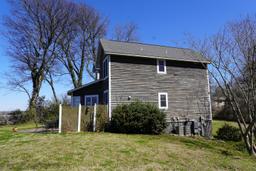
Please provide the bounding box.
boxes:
[100,39,210,63]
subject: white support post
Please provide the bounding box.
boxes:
[93,103,97,132]
[58,104,62,133]
[77,104,81,132]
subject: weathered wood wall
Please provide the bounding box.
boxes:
[72,80,108,105]
[110,55,211,136]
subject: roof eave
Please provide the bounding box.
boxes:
[104,51,211,64]
[67,79,103,95]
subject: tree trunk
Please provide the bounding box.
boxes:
[29,74,44,127]
[29,85,40,109]
[249,127,256,155]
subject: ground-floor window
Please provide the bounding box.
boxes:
[71,96,80,106]
[85,95,99,106]
[103,90,108,104]
[158,92,168,109]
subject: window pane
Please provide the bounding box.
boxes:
[159,60,164,66]
[160,94,166,107]
[86,97,91,106]
[72,96,80,106]
[92,96,97,105]
[158,60,165,72]
[103,66,105,78]
[103,59,108,78]
[159,64,165,72]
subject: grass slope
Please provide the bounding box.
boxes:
[0,121,255,171]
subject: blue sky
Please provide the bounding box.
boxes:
[0,0,256,111]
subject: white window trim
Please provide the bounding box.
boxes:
[158,92,168,109]
[157,59,167,74]
[84,95,99,106]
[103,90,109,104]
[103,56,109,79]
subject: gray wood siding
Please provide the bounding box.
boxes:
[72,79,108,105]
[110,55,211,121]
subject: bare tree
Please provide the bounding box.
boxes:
[188,16,256,155]
[4,0,71,109]
[58,3,107,88]
[45,69,59,103]
[7,74,31,102]
[113,22,139,42]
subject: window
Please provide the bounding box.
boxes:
[85,95,99,106]
[71,96,80,107]
[157,59,166,74]
[158,92,168,109]
[103,90,108,104]
[103,57,109,78]
[85,97,91,106]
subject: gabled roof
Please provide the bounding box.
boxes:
[100,39,210,64]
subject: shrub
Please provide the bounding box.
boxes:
[60,105,108,132]
[96,105,109,131]
[62,105,78,131]
[213,105,235,121]
[216,124,241,141]
[109,101,166,134]
[40,103,59,128]
[33,97,59,128]
[9,110,30,124]
[80,105,108,132]
[81,106,92,131]
[0,115,7,125]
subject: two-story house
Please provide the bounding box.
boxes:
[68,39,212,137]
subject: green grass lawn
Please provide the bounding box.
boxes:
[0,121,255,171]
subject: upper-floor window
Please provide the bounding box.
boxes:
[158,92,168,109]
[103,57,109,78]
[157,59,166,74]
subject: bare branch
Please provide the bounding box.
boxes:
[113,22,139,42]
[186,15,256,155]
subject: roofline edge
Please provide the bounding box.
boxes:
[104,51,211,64]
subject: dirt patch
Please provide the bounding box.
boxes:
[18,128,58,133]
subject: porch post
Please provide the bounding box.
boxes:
[93,103,97,132]
[77,104,81,132]
[58,104,62,133]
